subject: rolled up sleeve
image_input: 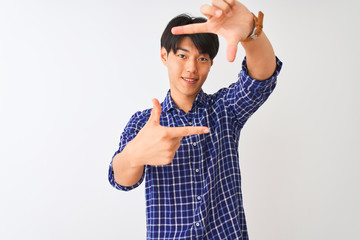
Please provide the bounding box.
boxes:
[108,111,147,191]
[222,56,283,128]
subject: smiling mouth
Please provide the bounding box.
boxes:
[182,77,198,83]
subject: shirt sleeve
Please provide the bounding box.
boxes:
[108,111,147,191]
[218,56,283,128]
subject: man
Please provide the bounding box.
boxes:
[108,0,282,239]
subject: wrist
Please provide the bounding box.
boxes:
[122,140,145,169]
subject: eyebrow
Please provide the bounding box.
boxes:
[175,47,190,53]
[175,47,206,55]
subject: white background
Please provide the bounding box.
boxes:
[1,0,359,239]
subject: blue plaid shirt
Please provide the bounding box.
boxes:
[109,57,282,239]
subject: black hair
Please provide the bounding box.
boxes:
[161,14,219,60]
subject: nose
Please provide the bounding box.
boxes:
[185,58,197,73]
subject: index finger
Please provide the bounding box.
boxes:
[171,22,209,35]
[168,126,210,137]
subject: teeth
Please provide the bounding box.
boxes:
[184,78,195,82]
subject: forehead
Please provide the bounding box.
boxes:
[175,37,204,54]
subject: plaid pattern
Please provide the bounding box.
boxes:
[109,57,282,239]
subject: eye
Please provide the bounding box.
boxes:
[199,57,209,62]
[177,54,186,59]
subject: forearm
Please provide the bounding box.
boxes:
[112,142,144,187]
[241,32,276,80]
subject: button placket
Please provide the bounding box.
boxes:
[191,134,203,208]
[186,112,204,235]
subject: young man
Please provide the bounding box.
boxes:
[109,0,282,239]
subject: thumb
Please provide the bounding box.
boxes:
[148,98,162,125]
[226,40,238,62]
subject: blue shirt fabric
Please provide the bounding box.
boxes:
[109,57,282,239]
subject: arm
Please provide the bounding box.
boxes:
[171,0,276,80]
[241,32,276,80]
[112,143,145,187]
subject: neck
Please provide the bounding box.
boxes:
[170,92,197,114]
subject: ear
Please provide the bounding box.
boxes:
[160,47,168,66]
[210,59,214,67]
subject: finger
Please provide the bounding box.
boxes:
[148,98,162,124]
[224,0,236,8]
[226,40,238,62]
[212,0,233,15]
[200,4,218,19]
[168,126,210,137]
[171,22,209,35]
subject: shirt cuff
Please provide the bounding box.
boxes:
[239,56,283,90]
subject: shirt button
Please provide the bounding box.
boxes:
[193,142,197,147]
[195,222,200,227]
[195,169,200,173]
[189,122,192,125]
[197,196,201,201]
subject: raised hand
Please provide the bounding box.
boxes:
[128,98,210,166]
[171,0,254,62]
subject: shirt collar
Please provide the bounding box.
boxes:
[161,89,207,113]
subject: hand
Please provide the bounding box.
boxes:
[171,0,254,62]
[128,98,209,166]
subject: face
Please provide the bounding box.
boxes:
[161,37,213,104]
